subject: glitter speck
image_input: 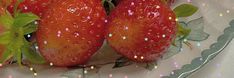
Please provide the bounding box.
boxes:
[128,10,134,16]
[50,63,53,66]
[197,42,201,47]
[105,20,108,23]
[27,34,31,38]
[131,2,135,5]
[134,55,138,59]
[124,76,128,78]
[0,63,2,67]
[169,17,172,20]
[67,7,77,13]
[30,68,33,71]
[65,28,69,31]
[156,5,160,9]
[219,13,223,17]
[90,66,94,69]
[227,10,230,13]
[34,73,37,76]
[154,66,158,69]
[125,26,129,30]
[44,41,48,44]
[144,38,149,41]
[84,70,88,74]
[109,74,113,78]
[108,33,113,37]
[122,36,127,40]
[141,56,144,59]
[162,34,166,38]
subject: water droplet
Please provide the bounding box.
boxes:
[67,7,77,13]
[128,10,134,16]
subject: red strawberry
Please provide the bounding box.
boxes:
[106,0,177,62]
[7,0,53,17]
[36,0,107,66]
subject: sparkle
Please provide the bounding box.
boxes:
[219,13,223,17]
[57,31,62,37]
[84,70,88,74]
[197,42,201,47]
[24,6,28,10]
[131,2,135,5]
[44,41,48,44]
[202,3,206,6]
[162,34,166,38]
[124,76,128,78]
[183,39,188,42]
[65,28,69,31]
[90,66,94,69]
[122,36,127,40]
[74,32,80,37]
[8,75,12,78]
[67,7,77,13]
[125,26,129,30]
[169,17,172,20]
[154,66,158,69]
[35,46,39,49]
[175,18,179,21]
[109,74,113,78]
[0,63,2,67]
[78,75,82,78]
[87,16,91,19]
[156,5,160,9]
[128,10,134,16]
[144,38,149,41]
[140,56,144,59]
[226,10,230,13]
[200,58,203,61]
[134,55,138,59]
[171,72,174,75]
[30,68,33,71]
[104,20,108,23]
[34,21,38,24]
[34,73,37,76]
[50,62,53,66]
[108,33,113,37]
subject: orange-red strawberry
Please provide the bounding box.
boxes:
[106,0,177,62]
[36,0,107,66]
[7,0,53,17]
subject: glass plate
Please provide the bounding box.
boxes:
[0,0,234,78]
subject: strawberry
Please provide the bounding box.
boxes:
[7,0,53,17]
[106,0,177,62]
[36,0,107,66]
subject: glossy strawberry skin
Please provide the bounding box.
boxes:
[7,0,53,17]
[106,0,177,62]
[36,0,106,66]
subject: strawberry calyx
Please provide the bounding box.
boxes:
[0,0,45,66]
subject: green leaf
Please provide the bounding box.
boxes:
[0,49,13,64]
[186,17,210,41]
[173,4,198,17]
[113,57,132,68]
[0,31,11,44]
[103,0,115,14]
[16,49,22,66]
[177,23,191,40]
[22,41,45,64]
[13,13,39,27]
[163,39,183,60]
[0,14,13,29]
[23,22,38,35]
